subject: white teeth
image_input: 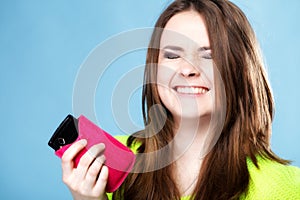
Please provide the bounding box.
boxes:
[176,87,208,94]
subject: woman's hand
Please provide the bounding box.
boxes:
[61,139,109,200]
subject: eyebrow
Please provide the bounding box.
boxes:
[162,45,211,52]
[162,45,184,51]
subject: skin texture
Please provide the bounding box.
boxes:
[62,10,218,199]
[157,10,214,123]
[157,10,216,196]
[113,0,292,199]
[61,139,108,200]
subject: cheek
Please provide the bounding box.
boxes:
[197,59,215,85]
[157,63,174,86]
[157,67,178,111]
[157,80,176,108]
[157,84,180,118]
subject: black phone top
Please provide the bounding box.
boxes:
[48,115,79,151]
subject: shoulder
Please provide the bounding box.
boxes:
[114,135,129,146]
[242,156,300,199]
[114,135,140,153]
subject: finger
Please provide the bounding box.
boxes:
[76,143,106,176]
[83,155,106,190]
[61,139,87,177]
[93,165,109,195]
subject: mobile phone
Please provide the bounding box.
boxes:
[48,114,136,192]
[48,115,78,151]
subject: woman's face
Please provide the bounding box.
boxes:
[157,10,214,122]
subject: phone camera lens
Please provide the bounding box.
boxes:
[58,138,66,145]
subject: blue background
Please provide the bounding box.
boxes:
[0,0,299,199]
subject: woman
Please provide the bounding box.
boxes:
[61,0,300,199]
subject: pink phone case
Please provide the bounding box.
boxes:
[54,115,135,192]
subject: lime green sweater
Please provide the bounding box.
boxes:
[107,136,300,199]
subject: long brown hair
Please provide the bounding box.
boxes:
[113,0,288,199]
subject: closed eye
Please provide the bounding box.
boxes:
[201,52,212,59]
[200,48,212,59]
[198,46,212,60]
[163,51,180,59]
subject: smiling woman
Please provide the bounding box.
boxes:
[157,10,214,122]
[59,0,300,200]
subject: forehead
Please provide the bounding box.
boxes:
[160,10,210,48]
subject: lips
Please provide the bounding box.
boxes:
[174,86,209,95]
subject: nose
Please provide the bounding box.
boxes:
[179,62,200,78]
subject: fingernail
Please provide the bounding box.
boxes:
[80,139,87,145]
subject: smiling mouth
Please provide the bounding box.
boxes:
[174,86,209,95]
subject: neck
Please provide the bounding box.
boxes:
[172,114,211,160]
[171,115,211,197]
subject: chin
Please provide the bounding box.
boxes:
[174,110,212,120]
